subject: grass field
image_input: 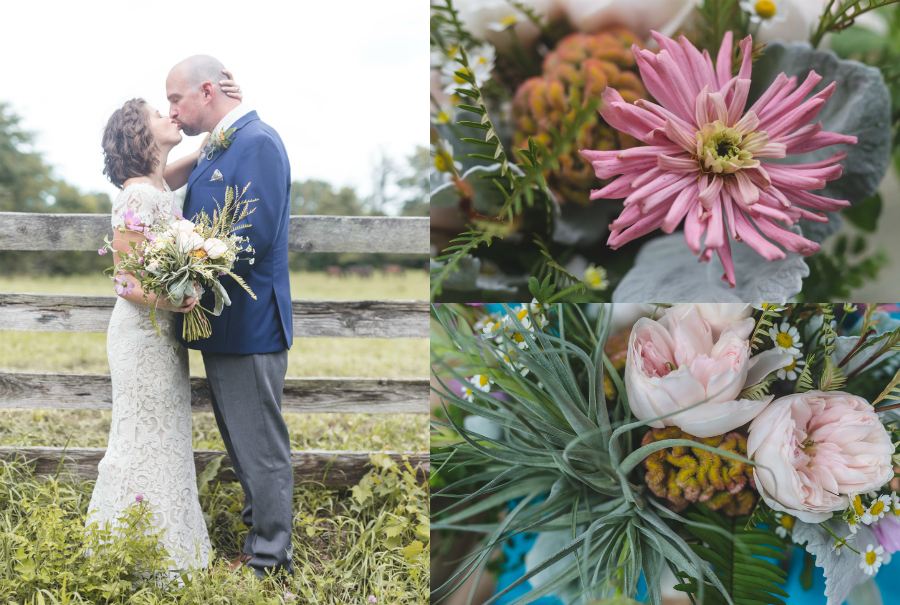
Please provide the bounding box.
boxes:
[0,271,429,603]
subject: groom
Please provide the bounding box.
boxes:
[166,55,295,580]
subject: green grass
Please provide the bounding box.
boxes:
[0,453,428,604]
[0,270,428,299]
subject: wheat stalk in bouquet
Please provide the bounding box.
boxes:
[101,183,258,341]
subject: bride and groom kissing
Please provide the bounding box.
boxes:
[92,54,294,583]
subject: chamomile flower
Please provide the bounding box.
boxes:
[891,492,900,516]
[482,317,504,338]
[776,355,805,380]
[461,386,475,403]
[498,347,530,377]
[439,43,496,96]
[862,495,892,525]
[510,331,529,350]
[469,374,493,393]
[487,13,519,32]
[506,306,533,331]
[860,544,886,576]
[433,142,462,175]
[529,298,551,314]
[752,303,785,313]
[848,514,861,535]
[584,263,609,291]
[832,540,845,556]
[739,0,788,25]
[844,303,858,313]
[769,322,801,356]
[774,512,794,538]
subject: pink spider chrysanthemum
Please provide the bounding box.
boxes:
[579,31,856,287]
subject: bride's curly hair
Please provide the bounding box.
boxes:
[101,98,160,189]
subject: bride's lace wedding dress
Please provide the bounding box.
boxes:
[86,181,212,574]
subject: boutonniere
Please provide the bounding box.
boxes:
[206,126,237,161]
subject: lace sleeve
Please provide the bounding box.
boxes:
[111,184,165,229]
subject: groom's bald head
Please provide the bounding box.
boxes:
[166,54,239,136]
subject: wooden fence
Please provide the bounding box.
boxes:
[0,212,430,487]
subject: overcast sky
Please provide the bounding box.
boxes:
[4,0,427,209]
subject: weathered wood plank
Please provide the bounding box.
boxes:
[0,446,429,487]
[0,293,428,338]
[0,371,429,414]
[0,212,429,254]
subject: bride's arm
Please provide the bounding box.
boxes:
[111,228,197,313]
[163,69,243,190]
[162,133,209,191]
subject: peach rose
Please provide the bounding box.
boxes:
[625,306,788,438]
[748,391,894,523]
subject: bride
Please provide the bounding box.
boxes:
[87,73,242,576]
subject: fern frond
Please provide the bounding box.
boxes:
[675,504,788,605]
[430,230,496,299]
[819,357,846,392]
[794,354,816,394]
[873,366,900,407]
[739,375,775,401]
[750,306,779,351]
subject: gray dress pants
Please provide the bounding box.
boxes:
[202,350,294,579]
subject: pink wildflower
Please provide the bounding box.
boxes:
[114,274,134,297]
[121,210,143,231]
[98,248,107,255]
[284,593,296,602]
[580,31,855,287]
[369,596,377,604]
[135,493,144,502]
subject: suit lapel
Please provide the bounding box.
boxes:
[185,111,261,202]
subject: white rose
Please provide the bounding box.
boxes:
[179,231,205,253]
[202,238,228,259]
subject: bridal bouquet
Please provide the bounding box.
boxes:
[430,0,898,302]
[100,184,258,341]
[432,302,900,605]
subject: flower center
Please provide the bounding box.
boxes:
[434,152,451,173]
[478,375,489,387]
[500,15,517,27]
[755,0,777,19]
[852,495,866,517]
[776,332,793,348]
[872,502,885,516]
[696,121,757,174]
[780,515,794,530]
[783,358,796,372]
[866,551,878,565]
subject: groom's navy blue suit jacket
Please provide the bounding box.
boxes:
[176,110,293,354]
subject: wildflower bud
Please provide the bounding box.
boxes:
[512,28,646,205]
[98,249,107,255]
[135,494,144,502]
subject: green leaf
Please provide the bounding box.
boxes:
[843,193,882,232]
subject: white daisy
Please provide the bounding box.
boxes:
[768,322,801,356]
[487,13,519,32]
[738,0,788,25]
[510,331,529,350]
[433,142,462,175]
[831,540,845,556]
[891,492,900,517]
[439,43,496,96]
[506,306,533,331]
[860,544,886,576]
[862,495,892,525]
[752,303,786,313]
[774,512,794,538]
[848,514,861,535]
[469,374,493,393]
[776,355,805,381]
[844,303,858,313]
[482,317,504,338]
[499,348,530,377]
[462,386,475,403]
[584,263,608,291]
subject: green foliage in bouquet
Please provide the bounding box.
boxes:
[672,505,788,605]
[431,304,782,605]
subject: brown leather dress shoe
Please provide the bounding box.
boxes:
[227,553,253,572]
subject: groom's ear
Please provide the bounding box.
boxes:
[200,82,216,105]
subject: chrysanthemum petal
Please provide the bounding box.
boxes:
[698,174,724,209]
[786,131,858,155]
[658,153,699,172]
[727,79,752,126]
[715,31,734,90]
[665,119,696,153]
[733,110,760,135]
[729,170,760,206]
[662,186,699,233]
[755,216,821,256]
[733,210,785,261]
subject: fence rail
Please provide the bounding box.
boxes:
[0,446,428,488]
[0,212,430,254]
[0,211,430,486]
[0,293,428,338]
